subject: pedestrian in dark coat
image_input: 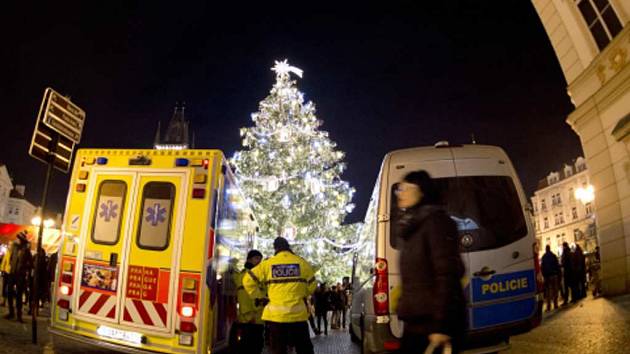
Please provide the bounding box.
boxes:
[561,242,574,304]
[572,245,586,299]
[5,232,32,322]
[393,170,466,354]
[541,245,560,311]
[313,284,329,335]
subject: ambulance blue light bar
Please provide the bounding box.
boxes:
[96,157,108,165]
[175,158,189,167]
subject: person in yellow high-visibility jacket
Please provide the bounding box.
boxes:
[243,237,317,354]
[231,250,265,354]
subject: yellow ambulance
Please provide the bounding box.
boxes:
[50,148,258,353]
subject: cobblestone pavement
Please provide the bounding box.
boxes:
[0,295,628,353]
[505,293,630,354]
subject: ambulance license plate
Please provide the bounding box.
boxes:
[97,325,144,344]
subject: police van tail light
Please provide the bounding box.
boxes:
[373,257,389,316]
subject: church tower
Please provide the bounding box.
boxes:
[154,102,191,150]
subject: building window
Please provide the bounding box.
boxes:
[554,214,559,226]
[577,0,623,50]
[556,234,562,248]
[569,187,575,201]
[574,228,583,241]
[572,207,578,220]
[585,202,593,215]
[559,212,565,224]
[541,199,547,211]
[544,217,549,229]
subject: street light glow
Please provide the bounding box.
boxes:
[43,219,55,228]
[31,216,42,226]
[575,185,595,204]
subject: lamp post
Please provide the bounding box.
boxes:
[575,184,596,251]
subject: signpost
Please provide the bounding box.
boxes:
[28,88,85,344]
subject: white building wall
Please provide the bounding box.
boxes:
[532,166,595,254]
[0,166,13,222]
[5,198,37,225]
[532,0,630,294]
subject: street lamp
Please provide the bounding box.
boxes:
[31,216,42,227]
[575,184,596,252]
[43,219,55,228]
[31,216,54,229]
[575,184,595,204]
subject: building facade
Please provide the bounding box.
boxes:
[531,157,597,256]
[0,164,13,221]
[532,0,630,294]
[3,185,37,225]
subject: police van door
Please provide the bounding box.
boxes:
[75,172,135,324]
[386,157,460,339]
[119,172,188,333]
[451,156,536,331]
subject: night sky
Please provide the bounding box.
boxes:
[3,1,583,223]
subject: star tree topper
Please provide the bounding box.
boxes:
[271,59,303,79]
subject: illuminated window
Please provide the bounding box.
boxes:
[92,181,127,245]
[544,217,549,229]
[577,0,623,50]
[137,182,175,250]
[585,202,593,215]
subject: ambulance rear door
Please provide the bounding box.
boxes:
[74,172,135,325]
[119,172,188,334]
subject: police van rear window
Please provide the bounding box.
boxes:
[91,180,127,245]
[136,182,175,251]
[391,176,527,252]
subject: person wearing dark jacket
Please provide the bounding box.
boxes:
[560,242,574,304]
[393,170,466,354]
[5,231,33,322]
[541,245,561,311]
[313,284,329,335]
[572,245,586,299]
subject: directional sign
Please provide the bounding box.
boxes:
[28,88,83,173]
[42,88,86,144]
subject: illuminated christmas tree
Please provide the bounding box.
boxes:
[232,60,358,282]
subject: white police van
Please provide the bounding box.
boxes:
[350,143,543,353]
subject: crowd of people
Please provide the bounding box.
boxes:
[540,242,601,311]
[310,282,350,336]
[0,231,58,322]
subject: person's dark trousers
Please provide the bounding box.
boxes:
[307,314,318,334]
[563,276,572,303]
[237,323,264,354]
[6,274,26,320]
[400,329,462,354]
[267,321,314,354]
[341,307,347,328]
[316,312,328,335]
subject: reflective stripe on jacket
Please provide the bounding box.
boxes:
[233,269,264,324]
[0,245,12,274]
[243,251,316,323]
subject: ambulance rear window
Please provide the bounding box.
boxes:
[137,182,175,251]
[92,180,127,245]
